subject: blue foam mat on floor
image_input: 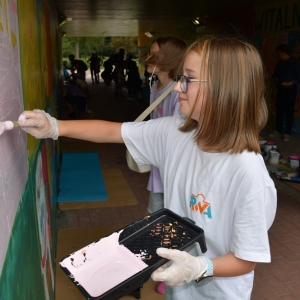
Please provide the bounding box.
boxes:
[58,152,108,202]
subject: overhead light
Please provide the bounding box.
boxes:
[59,17,67,27]
[145,32,153,38]
[192,18,200,25]
[59,17,72,27]
[192,16,208,26]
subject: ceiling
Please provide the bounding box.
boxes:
[55,0,277,37]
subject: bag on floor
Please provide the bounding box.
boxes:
[126,83,175,173]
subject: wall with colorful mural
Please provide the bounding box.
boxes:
[0,0,60,299]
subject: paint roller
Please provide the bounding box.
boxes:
[0,115,26,136]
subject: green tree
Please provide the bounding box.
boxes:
[109,37,138,55]
[62,37,77,58]
[62,37,107,59]
[62,36,138,60]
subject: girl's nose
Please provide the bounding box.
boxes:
[174,80,181,93]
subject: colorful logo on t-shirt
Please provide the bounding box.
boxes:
[190,193,212,219]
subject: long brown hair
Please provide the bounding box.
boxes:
[180,36,268,154]
[146,36,186,79]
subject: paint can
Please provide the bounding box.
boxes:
[263,141,277,161]
[259,137,267,146]
[268,148,280,165]
[288,155,300,169]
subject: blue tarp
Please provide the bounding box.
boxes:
[58,152,108,202]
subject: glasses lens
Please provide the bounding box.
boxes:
[180,75,187,93]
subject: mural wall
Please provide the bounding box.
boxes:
[0,0,60,299]
[0,0,28,275]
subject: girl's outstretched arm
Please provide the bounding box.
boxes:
[58,119,123,143]
[18,109,123,143]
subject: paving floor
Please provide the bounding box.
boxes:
[56,75,300,300]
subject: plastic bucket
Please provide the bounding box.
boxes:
[263,141,277,161]
[288,155,300,169]
[269,149,280,165]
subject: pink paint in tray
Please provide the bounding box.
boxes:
[60,231,147,298]
[60,209,207,300]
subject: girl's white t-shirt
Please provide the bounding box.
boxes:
[122,114,277,300]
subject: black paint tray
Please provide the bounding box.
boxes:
[60,208,207,300]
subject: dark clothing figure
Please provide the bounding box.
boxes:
[101,56,113,85]
[139,83,150,106]
[63,83,87,118]
[275,87,297,135]
[272,45,300,138]
[63,61,71,81]
[126,58,141,98]
[69,54,87,81]
[95,55,102,84]
[113,49,126,98]
[63,68,70,79]
[87,53,98,84]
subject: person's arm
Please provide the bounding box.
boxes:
[151,248,256,287]
[212,252,256,277]
[281,81,294,86]
[58,119,123,143]
[18,110,123,143]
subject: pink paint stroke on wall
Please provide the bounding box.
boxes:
[0,0,28,273]
[11,1,17,13]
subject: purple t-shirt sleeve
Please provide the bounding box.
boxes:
[148,82,179,193]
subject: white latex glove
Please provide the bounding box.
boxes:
[151,248,208,287]
[18,109,59,140]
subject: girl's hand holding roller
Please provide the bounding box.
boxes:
[18,109,59,140]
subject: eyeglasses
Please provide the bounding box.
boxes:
[176,75,206,93]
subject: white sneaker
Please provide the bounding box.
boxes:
[269,130,281,137]
[283,134,290,141]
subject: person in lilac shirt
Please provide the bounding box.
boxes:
[145,37,186,294]
[146,37,186,215]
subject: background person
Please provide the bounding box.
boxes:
[63,61,71,81]
[145,37,187,294]
[68,54,88,81]
[101,55,114,86]
[112,49,126,99]
[125,54,141,99]
[269,44,300,141]
[145,36,186,212]
[95,54,103,84]
[87,53,98,84]
[63,80,87,119]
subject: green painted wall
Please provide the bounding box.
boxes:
[0,0,60,299]
[0,163,46,299]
